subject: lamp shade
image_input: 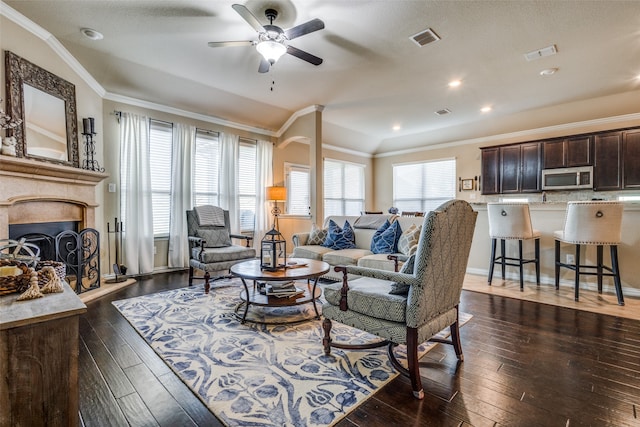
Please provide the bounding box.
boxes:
[256,40,287,65]
[266,186,287,201]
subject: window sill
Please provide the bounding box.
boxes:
[280,214,311,220]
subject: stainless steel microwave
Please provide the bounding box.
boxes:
[541,166,593,190]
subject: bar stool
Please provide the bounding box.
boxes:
[487,203,541,290]
[554,201,624,305]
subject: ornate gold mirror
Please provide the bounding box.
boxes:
[5,51,79,167]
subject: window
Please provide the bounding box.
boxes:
[393,158,456,213]
[285,163,310,215]
[323,159,365,217]
[149,120,173,236]
[238,139,257,232]
[194,129,220,206]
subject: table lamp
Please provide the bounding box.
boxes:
[266,186,287,231]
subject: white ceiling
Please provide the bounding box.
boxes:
[5,0,640,155]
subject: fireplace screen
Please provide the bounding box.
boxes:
[9,226,100,294]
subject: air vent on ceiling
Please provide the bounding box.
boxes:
[410,28,440,47]
[435,108,451,116]
[524,44,557,61]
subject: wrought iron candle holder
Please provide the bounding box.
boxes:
[81,117,105,172]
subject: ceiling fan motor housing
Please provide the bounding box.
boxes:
[265,8,278,23]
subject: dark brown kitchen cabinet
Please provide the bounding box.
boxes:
[480,125,639,195]
[499,143,541,193]
[594,132,622,190]
[481,147,499,194]
[543,136,592,169]
[481,143,541,194]
[500,145,521,193]
[521,142,542,192]
[622,129,640,189]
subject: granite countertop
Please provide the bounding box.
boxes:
[470,201,640,211]
[0,282,87,330]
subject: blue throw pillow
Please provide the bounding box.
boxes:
[370,220,402,254]
[322,220,357,250]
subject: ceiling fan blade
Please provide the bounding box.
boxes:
[258,58,271,73]
[207,41,254,48]
[286,45,323,66]
[285,18,325,40]
[231,4,265,33]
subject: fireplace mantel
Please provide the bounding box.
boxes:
[0,155,109,183]
[0,155,109,239]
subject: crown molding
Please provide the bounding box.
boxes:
[323,143,373,158]
[276,104,324,137]
[104,92,277,137]
[374,112,640,158]
[1,1,105,97]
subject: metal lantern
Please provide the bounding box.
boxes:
[260,227,286,271]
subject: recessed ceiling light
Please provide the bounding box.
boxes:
[448,80,462,88]
[480,106,492,113]
[540,68,558,76]
[392,125,401,131]
[81,28,103,40]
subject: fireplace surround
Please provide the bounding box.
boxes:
[0,155,108,289]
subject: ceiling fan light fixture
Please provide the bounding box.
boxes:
[257,40,287,64]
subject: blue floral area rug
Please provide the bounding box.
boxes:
[112,279,472,427]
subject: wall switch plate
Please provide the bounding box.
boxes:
[108,183,116,193]
[566,254,575,264]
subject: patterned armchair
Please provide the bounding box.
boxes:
[321,199,477,399]
[186,207,256,293]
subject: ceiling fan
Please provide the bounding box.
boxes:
[208,4,324,73]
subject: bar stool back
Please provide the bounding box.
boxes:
[487,203,541,290]
[554,201,624,305]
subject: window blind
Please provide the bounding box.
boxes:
[285,163,310,215]
[149,120,173,236]
[194,129,220,206]
[323,159,365,217]
[238,140,257,232]
[393,158,456,213]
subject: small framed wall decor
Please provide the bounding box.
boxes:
[461,178,474,191]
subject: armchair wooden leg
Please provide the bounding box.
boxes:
[204,272,211,294]
[406,327,424,400]
[450,309,464,362]
[322,318,333,355]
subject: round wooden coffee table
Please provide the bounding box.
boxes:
[229,258,330,324]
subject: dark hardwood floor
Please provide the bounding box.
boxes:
[78,271,640,426]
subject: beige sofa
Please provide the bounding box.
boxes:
[291,214,424,281]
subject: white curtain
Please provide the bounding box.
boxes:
[168,123,195,268]
[120,113,154,275]
[254,140,273,251]
[219,132,239,232]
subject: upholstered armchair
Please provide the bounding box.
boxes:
[322,199,477,399]
[186,206,256,292]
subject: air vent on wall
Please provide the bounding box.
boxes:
[410,28,440,47]
[435,108,451,116]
